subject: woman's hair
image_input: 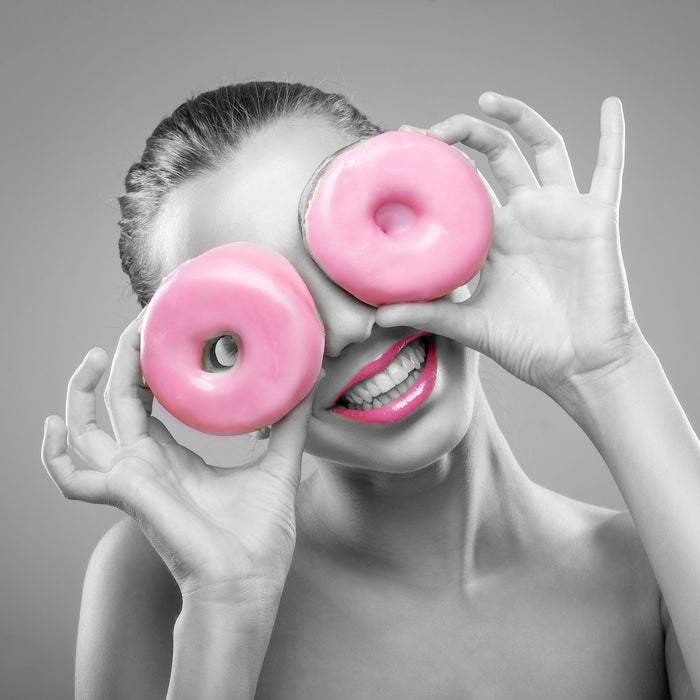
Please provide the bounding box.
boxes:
[118,81,382,306]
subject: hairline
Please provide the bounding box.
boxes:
[144,112,363,283]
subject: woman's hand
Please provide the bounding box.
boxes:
[378,93,645,402]
[41,311,318,609]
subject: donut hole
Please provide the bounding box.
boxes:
[202,334,240,372]
[374,202,416,236]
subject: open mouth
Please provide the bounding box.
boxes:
[332,333,437,424]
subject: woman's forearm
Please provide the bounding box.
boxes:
[167,595,280,700]
[558,335,700,690]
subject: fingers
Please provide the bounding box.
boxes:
[104,310,152,446]
[376,300,462,340]
[398,124,427,135]
[147,415,177,444]
[267,376,319,463]
[42,415,108,503]
[428,113,538,195]
[65,347,118,470]
[400,123,500,206]
[478,92,578,191]
[262,370,324,486]
[376,299,487,353]
[590,96,625,207]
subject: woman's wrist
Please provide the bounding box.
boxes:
[181,571,287,607]
[167,595,281,700]
[551,326,655,420]
[179,584,283,636]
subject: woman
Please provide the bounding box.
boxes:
[41,82,700,698]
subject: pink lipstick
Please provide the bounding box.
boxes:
[332,333,437,425]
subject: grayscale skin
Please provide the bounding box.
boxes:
[43,93,700,699]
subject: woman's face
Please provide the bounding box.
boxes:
[154,116,479,472]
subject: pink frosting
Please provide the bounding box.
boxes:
[140,243,325,435]
[303,131,493,306]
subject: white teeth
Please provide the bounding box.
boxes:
[339,336,430,410]
[356,386,373,402]
[387,363,409,384]
[347,390,363,404]
[375,373,395,393]
[399,354,413,372]
[406,347,421,369]
[365,380,381,398]
[403,348,415,367]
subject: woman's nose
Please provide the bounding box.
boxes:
[288,246,376,357]
[316,286,376,357]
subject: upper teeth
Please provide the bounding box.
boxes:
[341,337,427,408]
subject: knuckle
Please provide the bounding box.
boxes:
[532,128,564,155]
[441,113,471,135]
[485,130,515,161]
[65,428,77,450]
[493,124,512,142]
[502,98,527,122]
[57,477,75,500]
[550,127,564,144]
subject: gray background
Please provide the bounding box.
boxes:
[2,0,699,697]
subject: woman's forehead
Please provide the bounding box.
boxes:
[154,117,354,269]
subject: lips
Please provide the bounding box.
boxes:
[331,333,438,425]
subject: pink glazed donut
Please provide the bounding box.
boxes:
[299,131,493,306]
[140,242,325,436]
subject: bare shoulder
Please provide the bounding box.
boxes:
[85,516,172,576]
[76,517,180,699]
[554,497,700,697]
[533,485,661,601]
[589,506,661,598]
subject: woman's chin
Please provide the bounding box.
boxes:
[307,408,469,474]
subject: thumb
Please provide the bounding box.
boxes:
[375,300,488,352]
[266,369,324,465]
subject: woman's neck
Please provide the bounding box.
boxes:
[299,382,541,590]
